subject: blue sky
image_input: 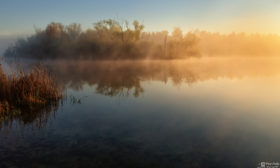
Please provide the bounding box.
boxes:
[1,0,280,35]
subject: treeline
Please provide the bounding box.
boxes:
[5,19,280,59]
[194,31,280,56]
[142,30,280,57]
[4,20,199,60]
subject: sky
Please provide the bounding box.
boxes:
[1,0,280,36]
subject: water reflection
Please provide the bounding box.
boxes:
[42,57,280,97]
[0,101,59,131]
[1,58,280,167]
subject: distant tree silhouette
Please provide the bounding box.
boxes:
[4,19,199,60]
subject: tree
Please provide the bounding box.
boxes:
[133,20,144,41]
[172,27,183,40]
[66,23,82,40]
[45,22,65,39]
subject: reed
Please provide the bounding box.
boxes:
[0,63,62,115]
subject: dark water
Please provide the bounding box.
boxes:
[1,58,280,168]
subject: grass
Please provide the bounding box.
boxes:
[0,62,62,116]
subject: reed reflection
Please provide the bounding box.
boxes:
[0,102,59,131]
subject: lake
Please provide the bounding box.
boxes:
[1,57,280,168]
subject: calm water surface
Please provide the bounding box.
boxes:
[1,58,280,168]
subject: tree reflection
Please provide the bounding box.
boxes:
[40,58,280,97]
[43,60,198,97]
